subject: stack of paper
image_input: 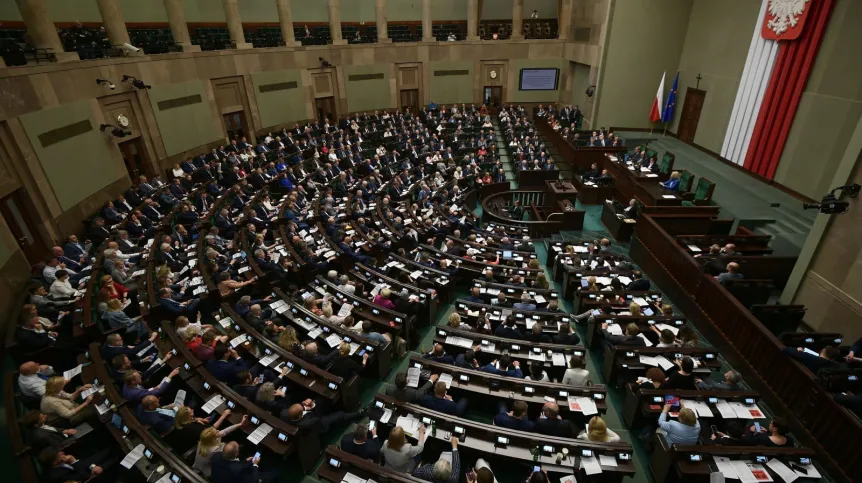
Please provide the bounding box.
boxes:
[229,334,248,348]
[528,352,546,362]
[395,415,421,435]
[341,473,366,483]
[379,408,394,424]
[259,353,280,367]
[580,455,602,475]
[713,456,738,479]
[406,367,421,388]
[765,459,798,483]
[552,353,566,366]
[653,355,675,370]
[728,402,766,419]
[445,336,473,348]
[714,399,737,419]
[574,397,598,416]
[120,444,146,469]
[639,355,658,367]
[680,399,713,418]
[174,389,187,407]
[598,455,618,467]
[325,333,343,348]
[201,395,226,414]
[439,373,453,389]
[247,423,273,445]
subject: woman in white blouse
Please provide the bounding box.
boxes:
[171,163,185,178]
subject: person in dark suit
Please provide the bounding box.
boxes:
[553,323,580,345]
[302,341,339,368]
[509,200,524,220]
[23,410,76,451]
[782,345,840,373]
[494,316,523,339]
[534,402,575,437]
[210,441,276,483]
[600,322,646,347]
[385,372,439,403]
[340,423,382,461]
[421,381,467,416]
[626,271,650,291]
[423,344,455,365]
[494,400,535,432]
[281,400,364,435]
[135,395,175,435]
[38,447,116,483]
[582,163,600,180]
[206,344,252,385]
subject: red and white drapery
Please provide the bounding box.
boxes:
[720,0,834,179]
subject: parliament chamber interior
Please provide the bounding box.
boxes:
[1,0,861,483]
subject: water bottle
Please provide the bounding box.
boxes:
[431,420,437,438]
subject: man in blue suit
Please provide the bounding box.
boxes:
[135,395,175,435]
[494,400,535,431]
[121,367,178,404]
[102,332,158,365]
[63,235,89,263]
[338,235,371,264]
[422,381,468,416]
[479,355,523,378]
[205,344,257,385]
[158,288,201,317]
[423,344,454,365]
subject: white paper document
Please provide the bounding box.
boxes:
[714,399,738,419]
[120,444,146,469]
[606,324,623,336]
[325,333,343,348]
[259,353,279,367]
[637,333,654,346]
[575,397,598,416]
[247,423,273,445]
[395,415,421,435]
[438,373,453,389]
[174,389,187,407]
[653,355,675,371]
[662,195,676,199]
[580,455,602,475]
[655,323,679,336]
[730,460,758,483]
[687,245,702,252]
[598,455,617,467]
[406,367,421,388]
[713,456,739,479]
[201,395,226,414]
[638,355,658,367]
[63,364,83,380]
[379,408,393,424]
[342,472,366,483]
[766,459,798,483]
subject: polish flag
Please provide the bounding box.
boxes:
[649,71,666,123]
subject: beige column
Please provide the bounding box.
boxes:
[422,0,434,42]
[328,0,346,45]
[375,0,390,43]
[163,0,199,52]
[14,0,79,62]
[275,0,300,47]
[222,0,252,49]
[511,0,524,40]
[467,0,479,41]
[95,0,131,47]
[558,0,572,40]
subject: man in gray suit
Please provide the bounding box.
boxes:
[385,372,439,403]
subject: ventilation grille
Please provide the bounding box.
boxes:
[38,120,92,148]
[259,81,298,93]
[434,70,469,77]
[157,94,203,111]
[348,73,385,81]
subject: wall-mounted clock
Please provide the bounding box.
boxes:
[117,114,130,128]
[490,70,498,79]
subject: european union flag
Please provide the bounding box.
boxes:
[662,72,679,123]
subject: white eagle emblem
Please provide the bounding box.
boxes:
[767,0,809,36]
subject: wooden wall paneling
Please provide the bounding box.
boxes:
[98,91,160,176]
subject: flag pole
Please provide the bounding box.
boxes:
[649,121,654,134]
[663,122,668,136]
